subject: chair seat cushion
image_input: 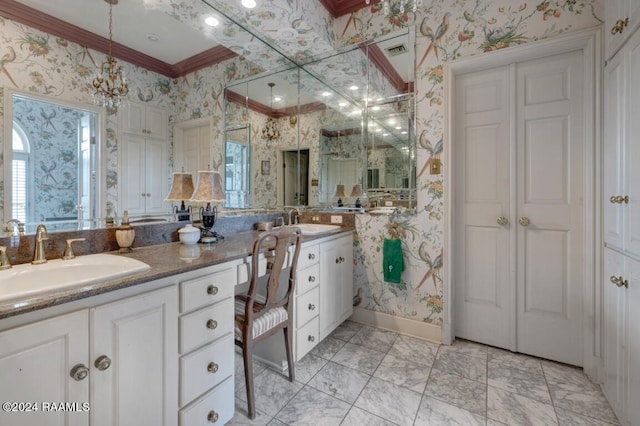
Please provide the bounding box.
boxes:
[234,298,288,341]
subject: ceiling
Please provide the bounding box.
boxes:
[1,0,373,78]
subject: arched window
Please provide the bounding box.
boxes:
[12,122,31,223]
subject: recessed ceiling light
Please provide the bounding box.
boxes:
[273,96,282,102]
[388,119,396,125]
[145,33,160,42]
[383,133,390,137]
[376,129,382,132]
[205,16,219,27]
[401,131,408,135]
[349,85,358,91]
[372,106,381,111]
[241,0,257,8]
[322,91,331,97]
[338,102,347,107]
[395,126,402,130]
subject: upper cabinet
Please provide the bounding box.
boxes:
[605,0,640,61]
[121,101,168,140]
[604,26,640,259]
[119,101,170,216]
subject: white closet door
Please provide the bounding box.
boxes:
[454,65,513,350]
[515,51,584,366]
[454,50,586,366]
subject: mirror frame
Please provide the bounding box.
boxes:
[3,87,106,230]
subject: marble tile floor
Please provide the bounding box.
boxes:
[228,321,618,426]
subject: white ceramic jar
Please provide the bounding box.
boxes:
[178,224,200,245]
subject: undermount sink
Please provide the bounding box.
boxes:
[291,223,342,235]
[0,253,150,303]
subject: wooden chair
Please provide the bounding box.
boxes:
[234,227,302,419]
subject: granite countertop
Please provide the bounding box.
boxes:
[0,227,353,320]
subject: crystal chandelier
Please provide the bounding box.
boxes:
[92,0,129,108]
[262,82,280,147]
[365,0,423,15]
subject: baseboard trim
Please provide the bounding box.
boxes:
[350,307,442,344]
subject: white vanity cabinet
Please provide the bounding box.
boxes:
[0,285,178,426]
[250,232,353,368]
[119,101,169,216]
[177,263,237,426]
[0,310,90,426]
[319,234,354,340]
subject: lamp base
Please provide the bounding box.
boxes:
[199,229,224,244]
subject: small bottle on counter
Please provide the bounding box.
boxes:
[105,206,114,227]
[115,210,135,253]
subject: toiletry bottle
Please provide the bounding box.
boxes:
[115,210,135,253]
[105,206,114,227]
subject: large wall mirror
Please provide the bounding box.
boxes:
[224,27,416,211]
[3,89,104,232]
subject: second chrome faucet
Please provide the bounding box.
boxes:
[32,224,48,264]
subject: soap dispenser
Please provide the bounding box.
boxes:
[115,210,135,253]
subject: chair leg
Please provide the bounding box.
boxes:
[242,341,256,419]
[284,326,295,382]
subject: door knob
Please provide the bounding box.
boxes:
[519,217,530,227]
[207,362,219,373]
[497,216,508,226]
[94,355,112,371]
[206,319,218,329]
[207,410,219,423]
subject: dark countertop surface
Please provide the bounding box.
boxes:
[0,227,353,320]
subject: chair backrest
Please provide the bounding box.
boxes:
[243,226,302,323]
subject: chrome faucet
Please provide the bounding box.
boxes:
[32,224,49,265]
[4,219,23,236]
[287,207,301,225]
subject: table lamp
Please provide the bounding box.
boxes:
[350,183,364,208]
[190,170,226,244]
[165,171,194,221]
[334,184,347,207]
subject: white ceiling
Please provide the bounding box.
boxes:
[13,0,220,64]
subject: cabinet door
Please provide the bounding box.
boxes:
[0,310,89,426]
[90,285,178,426]
[626,255,640,426]
[625,28,640,257]
[145,105,168,140]
[319,239,339,339]
[120,134,146,215]
[605,0,640,61]
[337,235,354,323]
[602,248,627,420]
[144,138,169,214]
[604,52,626,250]
[122,102,146,135]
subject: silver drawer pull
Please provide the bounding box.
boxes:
[308,303,315,311]
[206,319,218,330]
[308,275,316,282]
[207,362,219,373]
[207,285,219,295]
[94,355,112,371]
[308,335,315,342]
[207,410,219,423]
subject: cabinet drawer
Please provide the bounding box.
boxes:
[296,263,319,296]
[180,298,233,354]
[180,333,233,406]
[296,287,319,328]
[297,244,319,270]
[179,376,233,426]
[180,267,235,313]
[296,316,319,361]
[237,255,267,285]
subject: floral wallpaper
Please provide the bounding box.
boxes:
[330,0,602,327]
[0,0,603,334]
[0,17,176,221]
